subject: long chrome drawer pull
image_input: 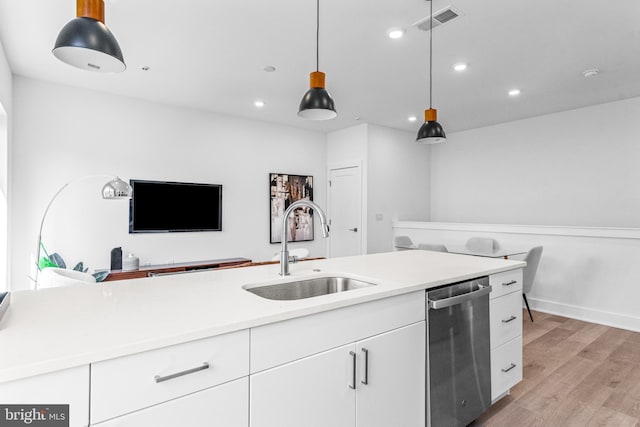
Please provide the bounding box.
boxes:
[502,315,517,323]
[349,351,357,390]
[361,348,369,385]
[154,362,210,383]
[502,280,517,286]
[501,363,517,373]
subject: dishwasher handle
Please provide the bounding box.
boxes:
[428,284,492,310]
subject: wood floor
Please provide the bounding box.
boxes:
[472,310,640,427]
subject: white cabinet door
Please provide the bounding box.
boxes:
[250,343,356,427]
[355,322,426,427]
[94,377,248,427]
[0,366,89,427]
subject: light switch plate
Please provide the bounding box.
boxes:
[375,213,384,221]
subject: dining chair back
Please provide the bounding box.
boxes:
[418,243,448,253]
[522,245,544,322]
[394,235,415,250]
[465,237,500,253]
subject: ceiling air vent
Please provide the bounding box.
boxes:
[413,5,463,32]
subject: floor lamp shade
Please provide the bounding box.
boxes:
[102,177,133,199]
[298,71,337,120]
[52,0,125,73]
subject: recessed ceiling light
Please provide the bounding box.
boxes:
[254,100,265,108]
[508,89,521,96]
[263,65,276,72]
[387,28,405,39]
[453,63,467,71]
[408,116,417,122]
[582,68,599,78]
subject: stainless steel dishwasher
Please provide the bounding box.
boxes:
[427,276,492,427]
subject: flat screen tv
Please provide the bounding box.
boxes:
[129,179,222,233]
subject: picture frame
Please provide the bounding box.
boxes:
[270,173,314,244]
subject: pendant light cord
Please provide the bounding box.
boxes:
[429,0,433,109]
[316,0,320,72]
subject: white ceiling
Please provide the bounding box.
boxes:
[0,0,639,135]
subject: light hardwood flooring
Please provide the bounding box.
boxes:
[472,310,640,426]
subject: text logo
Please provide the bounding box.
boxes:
[0,405,69,427]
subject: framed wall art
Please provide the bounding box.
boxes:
[270,173,314,244]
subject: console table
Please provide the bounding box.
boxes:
[104,258,252,281]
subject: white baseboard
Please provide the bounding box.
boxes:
[528,297,640,333]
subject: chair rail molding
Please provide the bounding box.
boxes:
[393,221,640,240]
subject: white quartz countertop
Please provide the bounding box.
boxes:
[0,250,524,383]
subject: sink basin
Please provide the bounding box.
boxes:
[244,277,376,301]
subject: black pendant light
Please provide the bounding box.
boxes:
[53,0,126,73]
[298,0,337,120]
[417,0,446,144]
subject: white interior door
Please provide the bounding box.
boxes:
[328,166,362,258]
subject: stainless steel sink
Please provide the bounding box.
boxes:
[244,277,376,301]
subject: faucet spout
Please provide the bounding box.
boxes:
[280,200,329,276]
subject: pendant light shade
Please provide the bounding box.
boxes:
[417,108,446,144]
[416,0,446,144]
[298,71,337,120]
[53,0,125,73]
[298,0,337,120]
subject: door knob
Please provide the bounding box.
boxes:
[348,228,358,232]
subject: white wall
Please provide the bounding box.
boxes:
[11,77,327,290]
[327,123,431,255]
[367,125,429,253]
[430,97,640,227]
[0,39,11,292]
[393,222,640,332]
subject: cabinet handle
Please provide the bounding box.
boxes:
[349,351,357,390]
[154,362,210,383]
[501,363,517,373]
[502,280,517,287]
[502,315,517,323]
[361,348,369,385]
[348,228,358,232]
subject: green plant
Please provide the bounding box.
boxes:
[38,243,108,282]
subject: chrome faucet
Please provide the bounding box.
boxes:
[280,200,329,276]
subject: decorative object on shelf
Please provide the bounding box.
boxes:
[297,0,337,120]
[416,0,446,144]
[53,0,126,73]
[122,253,140,271]
[0,291,10,328]
[110,246,123,270]
[32,175,133,289]
[270,173,314,244]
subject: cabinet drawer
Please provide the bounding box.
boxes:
[251,291,425,373]
[491,336,522,402]
[95,377,248,427]
[490,291,523,349]
[489,269,522,299]
[91,330,249,424]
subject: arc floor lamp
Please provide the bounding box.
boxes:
[32,175,132,289]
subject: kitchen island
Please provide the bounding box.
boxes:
[0,250,525,426]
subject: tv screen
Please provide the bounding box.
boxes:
[129,180,222,233]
